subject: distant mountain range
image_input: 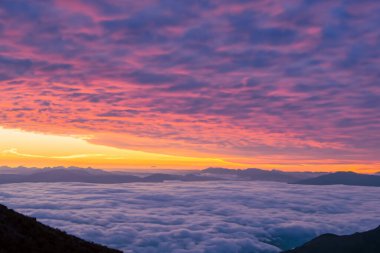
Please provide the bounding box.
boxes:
[0,204,121,253]
[0,167,220,184]
[1,166,379,187]
[200,167,325,182]
[293,172,380,187]
[0,166,326,184]
[282,225,380,253]
[0,166,109,175]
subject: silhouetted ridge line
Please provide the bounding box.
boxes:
[282,225,380,253]
[293,172,380,187]
[0,169,219,184]
[0,204,122,253]
[202,167,325,182]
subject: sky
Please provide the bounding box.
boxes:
[0,0,379,172]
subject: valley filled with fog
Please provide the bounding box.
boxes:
[1,181,379,253]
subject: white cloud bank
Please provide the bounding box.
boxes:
[1,181,380,253]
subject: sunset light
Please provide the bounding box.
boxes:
[1,1,380,252]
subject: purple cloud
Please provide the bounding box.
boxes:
[0,0,379,166]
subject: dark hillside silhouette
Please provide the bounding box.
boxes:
[0,204,121,253]
[283,225,380,253]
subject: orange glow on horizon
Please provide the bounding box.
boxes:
[0,127,251,170]
[0,126,378,173]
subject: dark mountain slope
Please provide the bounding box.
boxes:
[0,204,122,253]
[293,172,380,187]
[282,225,380,253]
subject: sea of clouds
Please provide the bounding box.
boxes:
[1,181,380,253]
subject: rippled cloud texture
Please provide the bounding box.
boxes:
[0,0,380,167]
[1,181,380,252]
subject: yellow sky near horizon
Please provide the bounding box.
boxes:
[0,126,379,173]
[0,127,252,170]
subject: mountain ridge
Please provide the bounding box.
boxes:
[201,167,326,182]
[0,169,219,184]
[293,172,380,187]
[0,203,121,253]
[282,225,380,253]
[3,166,379,186]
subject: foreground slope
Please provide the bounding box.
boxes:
[0,204,122,253]
[293,172,380,187]
[283,226,380,253]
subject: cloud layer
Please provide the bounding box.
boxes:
[0,0,380,167]
[1,181,380,252]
